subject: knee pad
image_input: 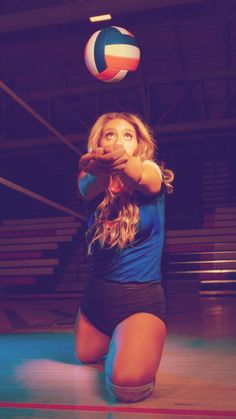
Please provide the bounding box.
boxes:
[105,375,154,402]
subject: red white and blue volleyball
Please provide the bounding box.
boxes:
[84,26,140,83]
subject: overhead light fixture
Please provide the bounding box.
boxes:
[89,14,112,22]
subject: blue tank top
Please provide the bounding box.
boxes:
[87,187,165,283]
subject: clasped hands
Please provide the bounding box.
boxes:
[79,144,129,176]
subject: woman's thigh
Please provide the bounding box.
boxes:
[105,312,167,386]
[75,311,111,363]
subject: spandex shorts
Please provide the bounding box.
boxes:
[80,278,166,336]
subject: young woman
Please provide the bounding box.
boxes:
[75,112,174,402]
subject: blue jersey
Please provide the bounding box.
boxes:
[87,187,165,283]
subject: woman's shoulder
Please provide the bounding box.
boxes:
[143,160,162,174]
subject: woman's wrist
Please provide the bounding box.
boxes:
[79,172,110,199]
[120,155,143,185]
[87,173,110,188]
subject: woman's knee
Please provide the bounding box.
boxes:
[75,342,101,363]
[76,351,93,364]
[108,367,155,387]
[75,344,90,363]
[75,312,110,363]
[105,374,155,402]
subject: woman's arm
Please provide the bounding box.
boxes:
[95,145,162,195]
[78,149,111,200]
[78,171,110,200]
[78,145,162,198]
[119,157,162,195]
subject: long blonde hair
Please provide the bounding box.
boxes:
[86,112,174,254]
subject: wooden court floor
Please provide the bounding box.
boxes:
[0,295,236,418]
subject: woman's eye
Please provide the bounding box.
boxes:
[125,133,132,140]
[106,132,115,139]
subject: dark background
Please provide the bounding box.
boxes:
[1,0,236,223]
[0,0,236,297]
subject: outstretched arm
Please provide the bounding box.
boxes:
[122,158,162,195]
[78,144,162,199]
[78,148,110,200]
[95,145,162,195]
[78,170,110,200]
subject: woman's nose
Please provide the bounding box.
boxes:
[114,135,122,145]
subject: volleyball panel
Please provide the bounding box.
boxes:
[84,30,100,76]
[105,44,140,71]
[97,68,128,82]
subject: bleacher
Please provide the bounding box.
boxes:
[0,216,84,295]
[165,207,236,296]
[1,207,236,298]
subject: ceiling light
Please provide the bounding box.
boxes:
[89,14,112,22]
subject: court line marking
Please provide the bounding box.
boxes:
[0,402,236,416]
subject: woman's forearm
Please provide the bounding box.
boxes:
[118,156,144,188]
[78,173,110,200]
[118,156,162,195]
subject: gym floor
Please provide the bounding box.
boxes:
[0,295,236,418]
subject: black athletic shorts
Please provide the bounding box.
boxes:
[80,278,166,336]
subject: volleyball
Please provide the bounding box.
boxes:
[84,26,140,83]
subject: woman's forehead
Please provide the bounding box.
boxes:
[103,118,135,131]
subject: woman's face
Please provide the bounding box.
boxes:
[99,118,138,156]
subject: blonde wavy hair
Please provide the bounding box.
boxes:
[86,112,174,254]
